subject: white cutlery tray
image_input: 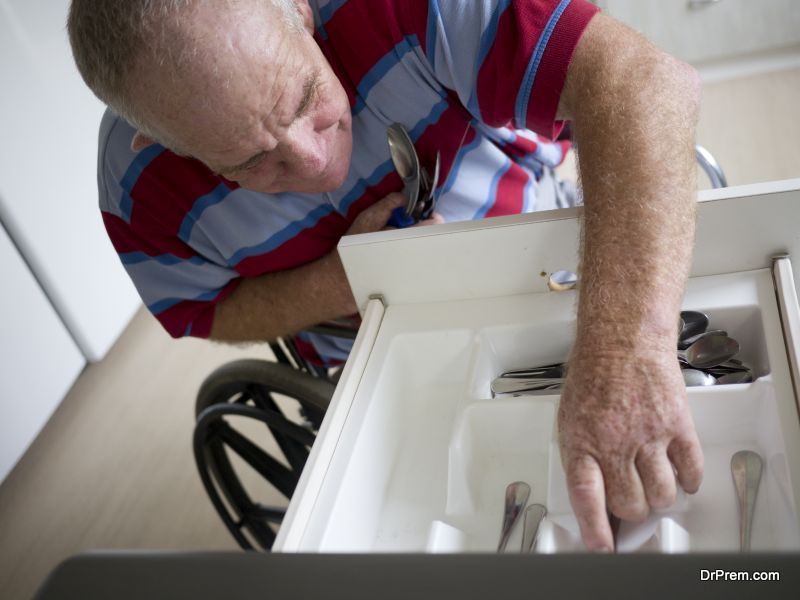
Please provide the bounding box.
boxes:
[277,268,800,553]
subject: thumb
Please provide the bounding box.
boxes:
[347,193,407,235]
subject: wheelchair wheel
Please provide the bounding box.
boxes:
[193,359,335,551]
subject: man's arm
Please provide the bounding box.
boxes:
[210,193,406,341]
[556,14,704,551]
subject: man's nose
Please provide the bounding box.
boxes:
[281,127,328,175]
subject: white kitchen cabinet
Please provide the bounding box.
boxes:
[0,0,140,362]
[275,178,800,554]
[597,0,800,66]
[0,221,85,483]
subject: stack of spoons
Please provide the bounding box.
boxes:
[491,310,754,396]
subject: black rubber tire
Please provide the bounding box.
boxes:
[193,359,335,550]
[196,359,334,419]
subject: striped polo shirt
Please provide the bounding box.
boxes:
[98,0,599,361]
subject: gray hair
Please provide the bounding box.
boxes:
[67,0,303,145]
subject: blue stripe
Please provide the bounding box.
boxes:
[178,183,232,242]
[474,157,512,219]
[523,174,534,213]
[318,0,348,25]
[185,322,193,336]
[227,203,335,265]
[408,97,449,141]
[441,133,481,195]
[118,144,164,223]
[466,0,513,119]
[515,0,571,128]
[148,287,223,315]
[426,0,442,69]
[338,159,396,215]
[352,36,421,117]
[120,252,207,267]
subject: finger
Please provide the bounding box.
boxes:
[603,457,649,522]
[635,445,677,510]
[414,212,445,227]
[348,193,406,234]
[565,454,614,552]
[667,432,704,494]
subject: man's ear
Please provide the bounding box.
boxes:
[293,0,314,34]
[131,131,157,152]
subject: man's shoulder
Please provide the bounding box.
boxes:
[97,109,161,216]
[97,109,224,225]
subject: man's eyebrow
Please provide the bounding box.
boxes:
[295,70,319,118]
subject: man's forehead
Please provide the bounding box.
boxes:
[135,2,307,146]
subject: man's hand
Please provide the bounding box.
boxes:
[554,13,704,550]
[346,192,444,233]
[345,192,406,235]
[559,347,703,551]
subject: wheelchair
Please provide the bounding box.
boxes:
[193,145,728,551]
[193,320,357,551]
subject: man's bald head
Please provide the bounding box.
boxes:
[68,0,304,146]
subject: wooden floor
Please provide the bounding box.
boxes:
[1,67,798,600]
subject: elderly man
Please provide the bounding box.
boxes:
[68,0,703,552]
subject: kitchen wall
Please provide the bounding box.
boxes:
[0,0,141,481]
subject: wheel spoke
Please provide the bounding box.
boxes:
[248,387,311,472]
[216,422,298,497]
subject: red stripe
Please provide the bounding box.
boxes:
[156,278,241,339]
[234,211,350,276]
[477,1,554,128]
[101,211,195,259]
[413,102,473,183]
[128,150,238,252]
[504,135,540,160]
[323,0,429,95]
[315,34,358,108]
[526,0,600,138]
[485,161,528,218]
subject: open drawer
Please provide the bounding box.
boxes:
[274,179,800,554]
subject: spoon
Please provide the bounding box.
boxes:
[491,377,565,396]
[682,369,717,387]
[678,329,728,351]
[717,371,753,385]
[679,310,709,343]
[731,450,763,551]
[498,481,530,552]
[521,504,547,552]
[679,334,739,369]
[500,364,566,379]
[419,152,441,220]
[387,123,421,226]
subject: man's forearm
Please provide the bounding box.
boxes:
[555,15,704,550]
[210,250,357,342]
[566,16,699,353]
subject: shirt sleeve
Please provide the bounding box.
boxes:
[98,111,241,339]
[423,0,599,138]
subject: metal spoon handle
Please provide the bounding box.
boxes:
[521,504,547,553]
[731,450,763,552]
[491,377,565,396]
[498,481,530,552]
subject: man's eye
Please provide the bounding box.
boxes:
[240,153,269,173]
